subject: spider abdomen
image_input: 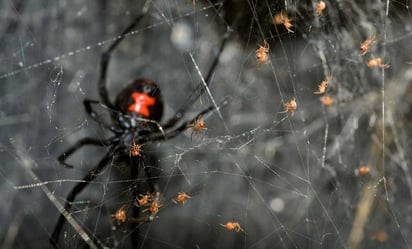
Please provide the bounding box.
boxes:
[115,78,164,122]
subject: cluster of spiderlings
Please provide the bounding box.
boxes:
[112,191,244,233]
[360,34,389,69]
[263,1,393,115]
[314,75,333,106]
[135,192,161,220]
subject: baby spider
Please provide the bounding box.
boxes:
[173,192,191,204]
[111,205,127,225]
[280,97,297,114]
[136,193,152,207]
[256,41,270,64]
[221,221,244,232]
[360,34,376,55]
[314,74,332,94]
[320,95,333,106]
[315,1,326,16]
[129,141,142,157]
[355,165,370,176]
[273,10,294,33]
[367,56,389,68]
[148,199,161,219]
[372,231,388,243]
[187,116,207,139]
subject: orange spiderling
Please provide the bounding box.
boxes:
[372,231,388,242]
[111,205,127,225]
[136,193,151,207]
[187,117,207,139]
[149,200,161,216]
[129,141,142,157]
[314,74,332,94]
[356,165,370,176]
[173,192,191,204]
[274,12,283,24]
[320,95,333,106]
[274,11,294,33]
[188,118,207,133]
[280,97,297,114]
[367,56,389,68]
[315,1,326,16]
[360,34,376,55]
[221,221,244,232]
[256,41,270,64]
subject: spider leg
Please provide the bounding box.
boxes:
[163,106,214,140]
[98,13,147,109]
[130,155,159,193]
[84,99,122,133]
[57,137,114,168]
[142,102,216,143]
[50,152,114,248]
[129,155,160,247]
[161,27,231,130]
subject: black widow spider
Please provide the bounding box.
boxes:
[50,10,230,249]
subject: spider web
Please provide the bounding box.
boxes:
[1,0,412,248]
